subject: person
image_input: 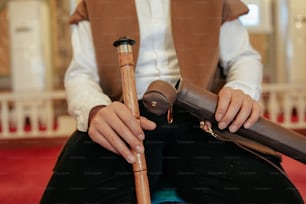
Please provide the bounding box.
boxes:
[41,0,303,203]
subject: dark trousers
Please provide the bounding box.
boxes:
[40,103,303,204]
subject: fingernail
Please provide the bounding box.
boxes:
[127,155,136,164]
[135,145,144,153]
[216,113,223,121]
[218,122,227,130]
[244,122,251,129]
[229,125,238,133]
[138,134,145,140]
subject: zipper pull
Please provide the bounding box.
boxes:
[200,121,217,137]
[199,121,228,141]
[167,105,174,124]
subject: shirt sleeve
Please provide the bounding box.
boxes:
[64,21,112,132]
[219,19,263,101]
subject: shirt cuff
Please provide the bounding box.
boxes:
[70,94,111,132]
[65,79,112,132]
[224,80,262,101]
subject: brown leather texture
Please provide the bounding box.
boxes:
[176,79,306,164]
[142,80,177,116]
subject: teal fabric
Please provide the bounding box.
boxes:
[151,189,185,204]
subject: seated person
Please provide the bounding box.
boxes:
[41,1,303,203]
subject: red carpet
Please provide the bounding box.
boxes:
[0,139,305,204]
[0,140,63,204]
[282,155,306,200]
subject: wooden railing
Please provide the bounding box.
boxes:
[259,83,306,129]
[0,91,76,139]
[0,83,305,139]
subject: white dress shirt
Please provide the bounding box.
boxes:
[65,0,263,131]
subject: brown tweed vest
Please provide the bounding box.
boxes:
[70,0,248,100]
[69,1,285,159]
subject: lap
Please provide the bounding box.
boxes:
[163,131,303,203]
[41,120,303,204]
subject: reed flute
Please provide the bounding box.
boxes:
[113,37,151,204]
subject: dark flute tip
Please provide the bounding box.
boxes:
[113,36,136,47]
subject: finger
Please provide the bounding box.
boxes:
[101,121,138,164]
[103,110,145,155]
[228,97,253,133]
[88,102,142,164]
[215,87,231,121]
[89,120,136,163]
[89,127,119,154]
[140,116,156,131]
[113,114,146,143]
[218,91,243,130]
[112,103,146,140]
[243,102,261,129]
[112,121,145,154]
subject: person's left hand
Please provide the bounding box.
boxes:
[214,86,261,133]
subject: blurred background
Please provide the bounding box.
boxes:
[0,0,305,203]
[0,0,306,137]
[0,0,77,139]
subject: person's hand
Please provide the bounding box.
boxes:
[214,86,261,133]
[88,101,156,164]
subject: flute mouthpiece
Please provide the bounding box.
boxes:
[113,36,136,47]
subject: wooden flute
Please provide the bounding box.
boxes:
[113,37,151,204]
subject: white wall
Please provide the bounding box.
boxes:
[286,0,306,84]
[275,0,306,84]
[240,0,273,34]
[8,0,52,93]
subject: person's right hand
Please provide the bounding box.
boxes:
[88,101,156,164]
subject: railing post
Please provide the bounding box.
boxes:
[283,92,292,127]
[297,93,305,127]
[268,92,279,122]
[1,99,10,137]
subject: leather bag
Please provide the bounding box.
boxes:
[142,79,306,164]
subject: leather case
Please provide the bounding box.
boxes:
[142,80,177,116]
[176,79,306,164]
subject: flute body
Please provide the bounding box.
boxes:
[114,37,151,204]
